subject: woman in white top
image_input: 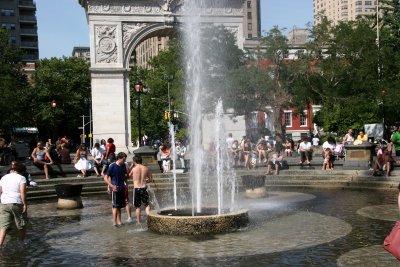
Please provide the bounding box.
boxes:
[91,143,103,176]
[299,137,313,166]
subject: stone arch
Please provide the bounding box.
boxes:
[79,0,245,152]
[123,23,174,69]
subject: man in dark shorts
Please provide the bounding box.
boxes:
[104,152,128,227]
[129,156,153,224]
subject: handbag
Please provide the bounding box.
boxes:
[383,220,400,260]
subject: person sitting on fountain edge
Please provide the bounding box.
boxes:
[129,156,153,224]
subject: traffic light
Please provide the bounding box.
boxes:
[164,111,170,120]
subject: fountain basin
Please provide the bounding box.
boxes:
[54,184,83,209]
[148,208,249,235]
[241,175,267,198]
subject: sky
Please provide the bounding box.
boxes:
[36,0,313,59]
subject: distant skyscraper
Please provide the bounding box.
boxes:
[314,0,378,26]
[0,0,39,62]
[243,0,261,40]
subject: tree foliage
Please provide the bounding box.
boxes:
[299,8,400,135]
[0,29,33,137]
[131,26,244,143]
[34,57,91,140]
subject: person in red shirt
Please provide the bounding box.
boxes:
[101,138,116,176]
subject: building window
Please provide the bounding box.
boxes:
[248,33,252,39]
[248,23,252,31]
[247,12,252,19]
[356,7,363,12]
[9,36,16,45]
[247,1,251,8]
[284,111,292,127]
[1,9,15,16]
[300,111,307,127]
[1,23,15,30]
[365,1,372,5]
[355,1,363,5]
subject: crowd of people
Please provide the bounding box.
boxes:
[223,126,400,175]
[0,127,400,248]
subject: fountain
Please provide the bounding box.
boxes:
[147,0,248,235]
[54,184,83,209]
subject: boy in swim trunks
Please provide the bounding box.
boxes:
[129,156,153,224]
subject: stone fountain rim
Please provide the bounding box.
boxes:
[148,208,249,219]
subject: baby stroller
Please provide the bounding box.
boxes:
[334,143,346,160]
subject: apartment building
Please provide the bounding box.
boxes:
[134,35,170,69]
[72,46,90,62]
[314,0,378,25]
[0,0,39,62]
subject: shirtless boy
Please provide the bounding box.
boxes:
[129,156,153,224]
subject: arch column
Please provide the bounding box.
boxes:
[90,67,133,152]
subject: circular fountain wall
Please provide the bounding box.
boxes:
[147,208,249,235]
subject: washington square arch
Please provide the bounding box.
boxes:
[79,0,245,152]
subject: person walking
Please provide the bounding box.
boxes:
[0,162,28,248]
[104,152,129,227]
[129,156,153,224]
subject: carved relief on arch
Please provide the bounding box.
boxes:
[122,23,148,49]
[87,0,163,14]
[95,25,118,63]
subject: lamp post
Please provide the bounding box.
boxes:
[51,99,57,108]
[50,99,57,141]
[134,80,144,147]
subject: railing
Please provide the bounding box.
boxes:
[19,15,37,22]
[22,54,39,61]
[20,28,37,35]
[20,41,38,48]
[18,1,36,8]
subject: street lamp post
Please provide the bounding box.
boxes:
[50,99,57,141]
[134,80,144,147]
[51,99,57,108]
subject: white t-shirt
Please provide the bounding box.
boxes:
[300,141,312,151]
[0,173,26,204]
[322,141,335,151]
[226,137,234,148]
[312,137,320,146]
[91,147,103,160]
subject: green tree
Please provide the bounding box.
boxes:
[0,29,33,137]
[130,38,185,143]
[34,57,90,141]
[130,26,244,143]
[225,27,307,147]
[296,17,384,134]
